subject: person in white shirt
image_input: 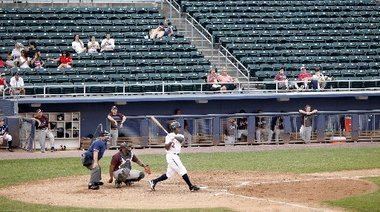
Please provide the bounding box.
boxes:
[87,36,100,53]
[18,50,30,69]
[11,43,24,60]
[101,33,115,52]
[72,34,87,54]
[148,121,200,192]
[10,73,25,95]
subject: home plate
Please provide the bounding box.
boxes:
[199,186,208,190]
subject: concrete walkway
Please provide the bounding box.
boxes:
[1,142,379,160]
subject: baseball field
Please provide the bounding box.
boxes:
[0,144,379,211]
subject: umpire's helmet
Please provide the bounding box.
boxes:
[169,121,181,131]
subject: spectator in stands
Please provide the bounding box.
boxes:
[299,105,318,144]
[255,110,273,143]
[274,68,288,90]
[0,73,8,93]
[207,68,221,90]
[101,33,115,52]
[311,68,331,90]
[87,36,100,53]
[5,52,15,68]
[270,112,285,144]
[9,72,25,95]
[49,51,72,69]
[149,23,166,39]
[27,41,39,59]
[217,67,236,91]
[72,34,87,54]
[237,109,248,141]
[18,50,31,69]
[0,56,4,68]
[11,43,24,60]
[31,52,44,69]
[297,66,312,89]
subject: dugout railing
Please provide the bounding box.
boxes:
[101,110,380,149]
[2,79,380,100]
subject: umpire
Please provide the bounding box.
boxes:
[81,131,110,190]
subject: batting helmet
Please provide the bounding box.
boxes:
[169,121,181,131]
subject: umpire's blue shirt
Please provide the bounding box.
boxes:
[86,140,107,160]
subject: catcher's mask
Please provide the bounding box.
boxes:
[119,142,133,151]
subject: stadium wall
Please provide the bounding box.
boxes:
[17,96,380,136]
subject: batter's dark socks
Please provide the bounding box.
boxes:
[153,174,168,184]
[182,174,193,188]
[7,140,12,149]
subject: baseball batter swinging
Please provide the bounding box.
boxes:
[148,121,200,192]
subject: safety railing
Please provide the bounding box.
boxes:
[2,79,380,99]
[99,110,380,147]
[167,0,251,81]
[219,45,251,80]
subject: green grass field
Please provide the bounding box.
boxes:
[0,146,379,211]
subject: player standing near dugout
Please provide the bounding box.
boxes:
[107,106,126,147]
[148,121,200,192]
[81,131,110,190]
[108,142,151,188]
[34,109,55,153]
[299,105,318,143]
[0,117,13,152]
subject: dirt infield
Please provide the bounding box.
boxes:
[1,169,379,211]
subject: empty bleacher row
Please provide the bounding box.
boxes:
[178,0,380,85]
[0,6,211,95]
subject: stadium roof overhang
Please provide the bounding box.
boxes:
[10,90,380,104]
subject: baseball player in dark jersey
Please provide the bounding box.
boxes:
[107,106,126,147]
[0,117,13,152]
[108,142,151,188]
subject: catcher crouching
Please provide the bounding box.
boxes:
[108,142,151,188]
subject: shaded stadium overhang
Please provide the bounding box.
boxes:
[11,90,380,104]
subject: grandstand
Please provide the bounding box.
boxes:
[178,0,380,89]
[0,6,211,95]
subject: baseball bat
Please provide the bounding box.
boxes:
[149,116,169,134]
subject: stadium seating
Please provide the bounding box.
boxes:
[178,0,380,85]
[0,7,211,94]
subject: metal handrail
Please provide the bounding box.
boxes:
[3,79,380,99]
[184,13,214,45]
[122,109,380,119]
[219,45,251,79]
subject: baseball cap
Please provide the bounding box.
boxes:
[111,106,118,110]
[36,109,43,113]
[0,117,4,121]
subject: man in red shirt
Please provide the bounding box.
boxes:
[274,68,288,89]
[108,142,150,188]
[0,73,8,94]
[297,66,312,89]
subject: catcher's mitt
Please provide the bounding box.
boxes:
[144,165,152,174]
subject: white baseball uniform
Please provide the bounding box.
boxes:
[165,132,187,178]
